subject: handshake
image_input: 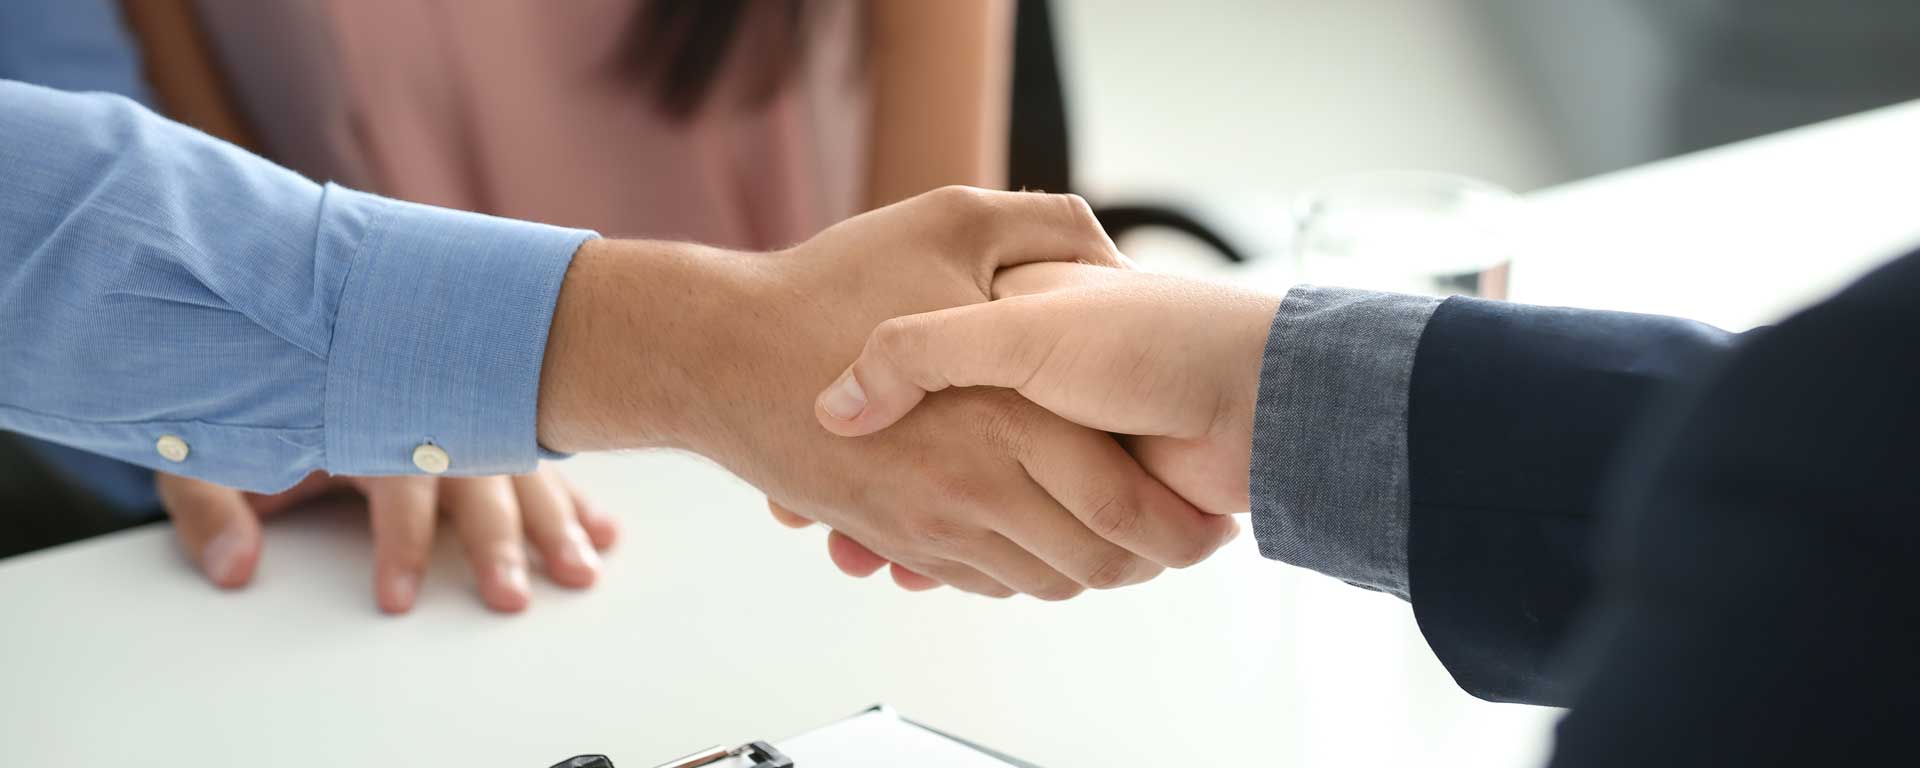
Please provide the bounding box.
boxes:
[541,186,1281,600]
[162,188,1283,607]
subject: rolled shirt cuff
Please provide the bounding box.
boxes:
[322,185,596,477]
[1248,286,1441,599]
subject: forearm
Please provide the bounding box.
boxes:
[535,228,988,469]
[864,0,1013,209]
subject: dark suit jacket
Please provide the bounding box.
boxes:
[1406,247,1919,765]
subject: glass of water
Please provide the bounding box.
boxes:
[1291,171,1524,299]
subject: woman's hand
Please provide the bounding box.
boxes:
[155,464,617,614]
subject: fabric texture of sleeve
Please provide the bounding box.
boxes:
[0,80,593,492]
[1248,285,1442,599]
[1546,248,1920,765]
[0,0,164,515]
[1406,295,1737,704]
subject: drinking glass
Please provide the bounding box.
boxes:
[1291,171,1524,299]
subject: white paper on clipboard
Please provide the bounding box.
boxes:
[684,706,1036,768]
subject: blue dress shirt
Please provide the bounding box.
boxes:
[2,0,163,511]
[1,79,595,493]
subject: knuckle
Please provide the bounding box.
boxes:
[373,475,436,506]
[870,316,923,371]
[932,183,986,206]
[1058,193,1120,264]
[932,471,996,513]
[895,555,945,579]
[1167,530,1218,569]
[377,550,430,573]
[373,526,432,556]
[964,391,1035,456]
[927,185,989,223]
[1083,489,1144,543]
[1032,580,1085,602]
[1059,192,1096,226]
[928,183,973,202]
[1083,550,1143,590]
[1060,193,1100,236]
[908,514,973,550]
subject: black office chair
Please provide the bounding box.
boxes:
[1007,0,1248,264]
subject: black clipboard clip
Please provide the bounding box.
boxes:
[548,740,793,768]
[548,702,1037,768]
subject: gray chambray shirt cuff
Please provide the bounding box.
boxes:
[1248,286,1442,600]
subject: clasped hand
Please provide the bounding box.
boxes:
[802,261,1283,590]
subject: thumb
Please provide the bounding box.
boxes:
[155,472,263,588]
[814,298,1055,437]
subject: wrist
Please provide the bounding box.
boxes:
[1156,292,1276,516]
[535,238,763,453]
[1209,292,1284,443]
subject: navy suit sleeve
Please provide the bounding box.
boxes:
[1405,295,1738,704]
[1544,250,1920,766]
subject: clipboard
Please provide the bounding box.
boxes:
[550,705,1043,768]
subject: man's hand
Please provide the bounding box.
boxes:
[536,188,1239,599]
[814,262,1282,517]
[155,466,617,614]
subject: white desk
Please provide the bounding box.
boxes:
[4,101,1917,768]
[1513,98,1920,331]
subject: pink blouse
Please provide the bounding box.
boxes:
[195,0,869,250]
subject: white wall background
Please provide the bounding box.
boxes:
[1057,0,1566,203]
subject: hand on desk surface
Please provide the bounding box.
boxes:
[155,465,617,614]
[538,188,1238,600]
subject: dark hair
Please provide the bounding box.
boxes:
[624,0,811,119]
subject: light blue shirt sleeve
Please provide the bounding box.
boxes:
[1,0,164,513]
[0,80,596,493]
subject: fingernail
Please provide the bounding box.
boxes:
[201,529,248,585]
[568,538,601,571]
[820,371,867,420]
[383,571,419,610]
[499,562,531,596]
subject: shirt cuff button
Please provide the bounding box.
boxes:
[412,443,451,474]
[155,434,190,463]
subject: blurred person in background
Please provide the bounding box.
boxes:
[0,0,1013,612]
